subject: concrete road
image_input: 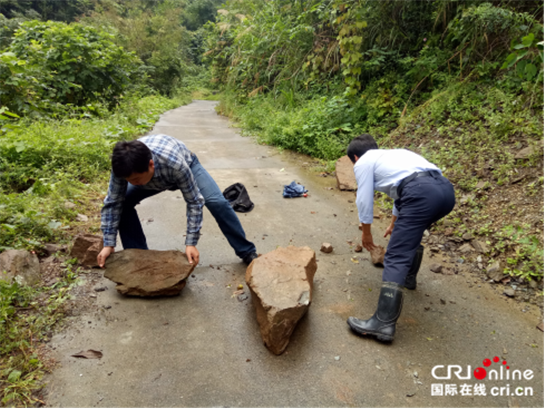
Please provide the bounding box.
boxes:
[45,101,543,407]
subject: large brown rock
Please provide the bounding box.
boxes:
[0,250,41,285]
[71,234,103,266]
[335,155,357,191]
[104,249,195,297]
[245,246,317,355]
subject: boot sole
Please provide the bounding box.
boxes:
[348,326,394,342]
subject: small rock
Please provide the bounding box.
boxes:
[237,294,248,302]
[320,243,333,253]
[94,286,108,292]
[472,240,489,254]
[429,263,442,274]
[71,234,103,267]
[475,181,486,189]
[354,245,363,253]
[515,145,538,160]
[504,288,515,297]
[529,280,538,289]
[458,243,473,253]
[440,299,446,305]
[76,214,89,222]
[477,256,483,263]
[459,195,474,205]
[334,356,341,361]
[442,268,455,275]
[64,201,77,209]
[486,262,504,282]
[370,246,386,266]
[462,233,473,241]
[43,243,64,256]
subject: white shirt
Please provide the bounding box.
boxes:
[354,149,441,224]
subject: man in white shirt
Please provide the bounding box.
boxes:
[346,134,455,342]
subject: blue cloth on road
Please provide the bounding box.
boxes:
[283,181,308,198]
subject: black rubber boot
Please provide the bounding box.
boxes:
[404,244,424,290]
[347,282,404,342]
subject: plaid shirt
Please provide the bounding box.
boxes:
[101,134,205,247]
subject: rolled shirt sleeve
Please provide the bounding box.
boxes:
[354,159,376,224]
[392,203,399,217]
[100,173,128,247]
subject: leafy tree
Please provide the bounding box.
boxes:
[84,0,193,95]
[182,0,224,31]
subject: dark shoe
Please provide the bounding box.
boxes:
[404,244,424,290]
[242,252,258,266]
[347,282,404,342]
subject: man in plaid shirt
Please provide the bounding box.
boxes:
[97,134,257,267]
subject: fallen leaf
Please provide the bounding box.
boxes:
[350,257,359,264]
[280,168,285,172]
[71,350,103,359]
[426,337,433,341]
[237,284,244,290]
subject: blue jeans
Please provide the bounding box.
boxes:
[118,157,256,259]
[383,174,455,285]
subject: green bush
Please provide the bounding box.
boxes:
[0,20,142,116]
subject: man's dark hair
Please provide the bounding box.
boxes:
[347,134,379,163]
[111,140,152,178]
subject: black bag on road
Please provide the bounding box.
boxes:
[222,183,254,213]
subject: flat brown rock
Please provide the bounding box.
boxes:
[370,245,386,266]
[335,155,357,191]
[245,246,317,355]
[104,249,196,297]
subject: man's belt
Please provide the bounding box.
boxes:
[397,171,439,198]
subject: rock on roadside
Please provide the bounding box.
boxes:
[71,234,103,267]
[320,243,333,253]
[335,155,357,191]
[245,246,317,355]
[0,250,41,286]
[104,249,196,297]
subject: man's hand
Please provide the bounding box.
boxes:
[361,223,377,252]
[185,245,200,265]
[97,246,115,268]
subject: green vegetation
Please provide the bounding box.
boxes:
[206,0,544,282]
[0,263,81,406]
